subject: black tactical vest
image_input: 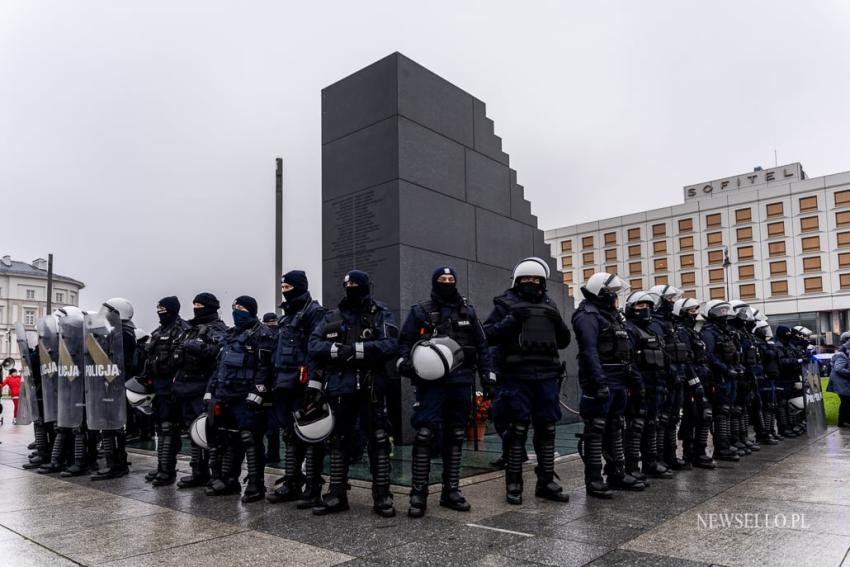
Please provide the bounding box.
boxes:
[147,320,186,377]
[418,299,478,365]
[597,313,631,365]
[631,324,666,370]
[664,321,692,364]
[497,296,560,364]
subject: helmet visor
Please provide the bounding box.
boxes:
[603,274,629,295]
[708,303,731,319]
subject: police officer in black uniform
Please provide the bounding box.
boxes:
[309,270,399,517]
[701,300,742,461]
[774,326,804,438]
[485,257,572,505]
[752,320,781,443]
[266,270,328,508]
[671,297,715,469]
[624,291,673,480]
[397,266,493,518]
[141,297,190,486]
[728,301,763,453]
[171,293,227,488]
[205,296,276,503]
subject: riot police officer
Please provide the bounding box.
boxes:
[266,271,327,508]
[308,270,399,517]
[671,297,715,469]
[774,326,804,437]
[172,293,227,488]
[700,300,742,461]
[37,311,71,474]
[21,329,53,470]
[143,297,190,486]
[485,258,572,505]
[572,272,637,499]
[648,285,687,470]
[728,301,761,453]
[752,320,780,445]
[624,291,672,480]
[398,266,493,517]
[205,296,276,503]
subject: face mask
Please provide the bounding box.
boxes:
[232,309,255,328]
[632,307,651,321]
[598,289,617,308]
[282,288,302,303]
[433,282,458,300]
[158,311,176,326]
[193,305,216,320]
[517,282,543,301]
[345,285,369,303]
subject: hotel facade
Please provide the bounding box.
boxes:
[544,163,850,345]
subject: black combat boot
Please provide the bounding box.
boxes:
[505,424,528,505]
[267,436,304,503]
[177,442,210,488]
[408,428,431,518]
[712,412,740,462]
[664,422,689,470]
[625,419,649,487]
[370,430,395,518]
[604,420,645,492]
[240,430,265,503]
[61,429,90,477]
[642,421,672,478]
[313,438,350,515]
[296,445,325,510]
[152,422,178,486]
[692,419,716,469]
[38,428,68,474]
[440,428,472,510]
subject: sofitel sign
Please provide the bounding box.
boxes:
[684,163,803,200]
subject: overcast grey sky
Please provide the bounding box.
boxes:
[3,1,849,331]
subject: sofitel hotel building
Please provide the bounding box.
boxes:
[544,163,850,345]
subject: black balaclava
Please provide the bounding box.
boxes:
[342,270,370,307]
[515,277,545,302]
[431,266,460,304]
[157,296,180,326]
[627,303,653,323]
[233,295,258,329]
[281,270,311,313]
[192,292,220,323]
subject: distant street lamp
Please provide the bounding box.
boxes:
[723,245,732,300]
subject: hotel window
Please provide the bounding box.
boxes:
[738,265,755,280]
[705,213,721,228]
[835,190,850,207]
[679,235,694,250]
[604,232,617,245]
[799,196,818,212]
[654,258,668,271]
[561,256,573,269]
[737,246,754,261]
[735,208,752,224]
[766,202,784,218]
[771,280,789,296]
[630,278,643,291]
[605,265,617,274]
[769,260,787,276]
[840,253,850,269]
[767,221,785,237]
[769,241,786,257]
[706,231,722,247]
[653,241,667,255]
[708,268,724,283]
[627,227,641,242]
[562,272,573,284]
[583,268,595,280]
[739,284,756,299]
[654,275,669,285]
[707,250,723,265]
[680,254,695,267]
[801,236,820,252]
[605,249,617,261]
[839,232,850,248]
[629,262,642,275]
[560,240,572,253]
[652,223,666,238]
[736,227,753,242]
[804,276,823,293]
[582,236,594,249]
[683,289,697,299]
[800,216,819,232]
[709,287,725,300]
[567,287,574,298]
[681,272,696,286]
[26,289,35,299]
[628,244,641,258]
[678,218,693,233]
[582,252,594,265]
[803,257,821,273]
[24,309,36,326]
[837,211,850,228]
[842,274,850,289]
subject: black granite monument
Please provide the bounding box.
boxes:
[322,53,578,442]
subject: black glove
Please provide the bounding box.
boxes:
[184,339,205,356]
[303,384,324,412]
[397,358,414,378]
[335,344,355,361]
[595,384,610,401]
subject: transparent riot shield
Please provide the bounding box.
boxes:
[84,310,126,430]
[57,315,85,429]
[13,322,40,425]
[36,316,59,423]
[803,360,827,436]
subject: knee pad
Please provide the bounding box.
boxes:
[629,417,645,434]
[160,422,174,436]
[535,422,556,440]
[449,427,465,445]
[372,428,389,448]
[588,417,605,437]
[239,430,254,447]
[511,422,529,439]
[414,427,433,447]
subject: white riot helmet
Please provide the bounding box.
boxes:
[582,272,629,305]
[793,326,813,339]
[753,309,768,323]
[840,331,850,346]
[293,403,334,443]
[754,320,773,339]
[56,305,85,325]
[789,396,805,411]
[409,336,465,381]
[189,413,209,450]
[702,300,732,321]
[102,297,134,321]
[125,377,155,414]
[625,290,656,321]
[672,297,702,318]
[729,300,754,322]
[512,257,550,286]
[649,284,683,307]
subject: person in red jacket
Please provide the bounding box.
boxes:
[2,369,22,424]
